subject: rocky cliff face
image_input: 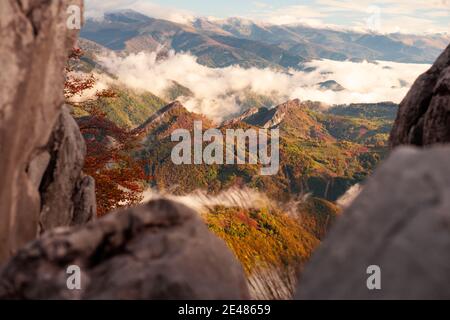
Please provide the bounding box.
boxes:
[390,44,450,146]
[0,199,250,300]
[39,106,96,232]
[242,99,303,129]
[0,0,86,262]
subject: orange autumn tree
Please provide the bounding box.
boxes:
[65,47,147,216]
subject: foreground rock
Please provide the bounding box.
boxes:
[0,199,250,300]
[0,0,83,262]
[295,146,450,299]
[390,44,450,146]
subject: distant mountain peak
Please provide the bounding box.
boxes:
[103,9,153,24]
[317,80,345,92]
[236,99,303,129]
[132,101,213,138]
[192,17,233,36]
[222,107,261,127]
[223,17,254,26]
[133,101,187,135]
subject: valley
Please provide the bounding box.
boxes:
[1,0,449,302]
[64,9,427,300]
[68,64,396,299]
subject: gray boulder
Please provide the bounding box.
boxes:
[295,146,450,299]
[0,199,250,300]
[390,44,450,146]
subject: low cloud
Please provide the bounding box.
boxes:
[96,50,430,121]
[141,187,271,213]
[253,5,328,27]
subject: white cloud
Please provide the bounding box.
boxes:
[353,14,448,34]
[248,4,329,27]
[246,0,449,33]
[315,0,450,33]
[96,50,430,121]
[318,0,450,13]
[142,187,270,212]
[85,0,195,24]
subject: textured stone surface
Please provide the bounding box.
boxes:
[0,199,250,300]
[390,44,450,147]
[295,146,450,300]
[71,174,96,226]
[39,106,95,233]
[0,0,83,262]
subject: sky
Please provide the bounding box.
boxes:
[85,0,450,34]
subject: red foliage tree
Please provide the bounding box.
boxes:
[65,48,147,216]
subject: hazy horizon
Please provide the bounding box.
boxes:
[85,0,450,35]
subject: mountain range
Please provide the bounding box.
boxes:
[80,10,449,70]
[74,92,396,203]
[73,8,405,219]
